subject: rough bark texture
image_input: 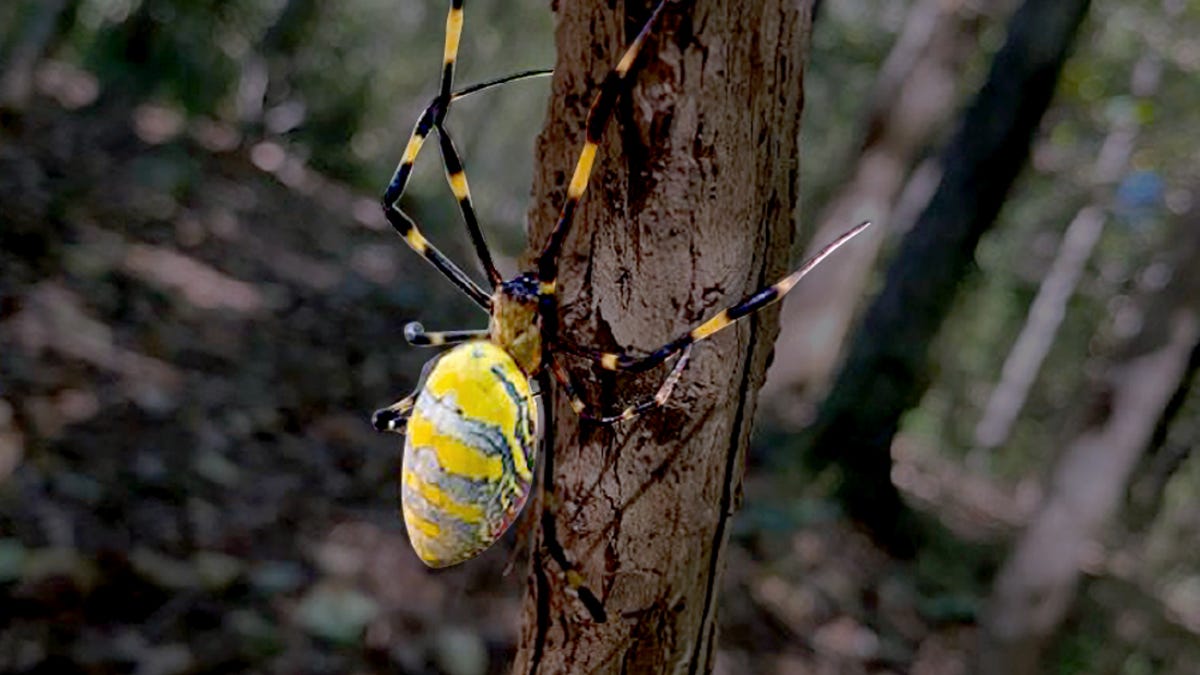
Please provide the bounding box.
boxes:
[798,0,1091,556]
[976,210,1200,675]
[513,1,814,672]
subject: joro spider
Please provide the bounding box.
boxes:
[371,0,869,623]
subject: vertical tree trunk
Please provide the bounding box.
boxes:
[514,1,814,672]
[235,0,321,130]
[798,0,1091,556]
[764,0,1008,424]
[1126,341,1200,530]
[0,0,74,112]
[976,209,1200,675]
[970,206,1105,452]
[971,52,1159,458]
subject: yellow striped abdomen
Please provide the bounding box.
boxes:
[401,341,537,567]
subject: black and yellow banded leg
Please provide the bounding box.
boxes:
[572,222,873,374]
[371,393,418,434]
[534,370,607,622]
[382,104,436,218]
[438,0,464,100]
[431,0,503,288]
[384,69,551,293]
[548,347,692,425]
[383,105,500,294]
[539,493,607,622]
[535,0,674,305]
[380,0,496,305]
[437,68,554,288]
[382,206,492,308]
[403,321,488,347]
[435,124,501,287]
[382,0,520,212]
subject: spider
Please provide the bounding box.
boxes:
[371,0,869,623]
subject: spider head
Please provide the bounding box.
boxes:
[490,274,542,375]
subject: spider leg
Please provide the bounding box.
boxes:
[535,0,674,338]
[385,70,553,295]
[536,370,608,622]
[540,497,607,622]
[434,124,501,287]
[525,3,675,622]
[381,205,492,309]
[403,321,489,348]
[449,69,551,102]
[431,69,554,289]
[575,222,873,373]
[549,347,693,425]
[372,393,418,434]
[381,0,500,308]
[531,348,693,622]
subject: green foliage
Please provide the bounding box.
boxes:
[6,0,1199,671]
[74,0,270,112]
[38,0,553,254]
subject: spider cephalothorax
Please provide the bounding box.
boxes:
[490,274,543,376]
[371,0,867,623]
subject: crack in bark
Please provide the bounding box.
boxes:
[687,184,778,673]
[529,549,549,675]
[688,304,757,673]
[515,1,810,669]
[528,369,557,675]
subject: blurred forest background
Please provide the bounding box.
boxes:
[1,0,1199,673]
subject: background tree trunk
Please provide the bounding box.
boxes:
[235,0,321,131]
[763,0,1008,425]
[0,0,75,112]
[797,0,1091,556]
[976,206,1200,675]
[513,1,815,671]
[970,51,1159,460]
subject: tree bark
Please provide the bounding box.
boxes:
[514,1,814,672]
[797,0,1091,556]
[976,206,1200,675]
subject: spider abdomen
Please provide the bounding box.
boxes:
[401,341,537,567]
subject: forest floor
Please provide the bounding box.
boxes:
[2,92,1005,675]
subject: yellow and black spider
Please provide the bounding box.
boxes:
[371,0,868,623]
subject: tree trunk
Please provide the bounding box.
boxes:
[0,0,74,112]
[971,52,1159,459]
[970,206,1105,452]
[1126,340,1200,529]
[235,0,322,130]
[763,0,1009,425]
[976,207,1200,675]
[798,0,1091,556]
[514,1,814,672]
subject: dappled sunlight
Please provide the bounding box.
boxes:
[7,282,183,412]
[2,0,1198,671]
[123,243,266,313]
